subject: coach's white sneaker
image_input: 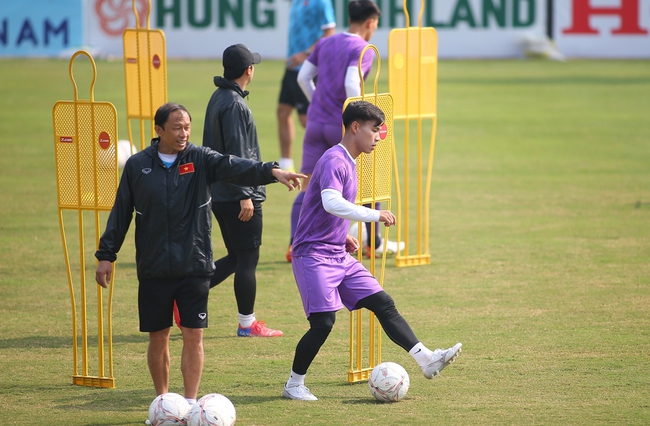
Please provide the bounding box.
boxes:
[144,420,151,425]
[421,343,462,379]
[282,383,318,401]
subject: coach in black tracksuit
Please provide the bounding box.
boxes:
[94,102,303,405]
[201,44,283,338]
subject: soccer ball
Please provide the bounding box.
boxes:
[368,362,410,402]
[186,393,236,426]
[117,139,137,168]
[147,393,191,426]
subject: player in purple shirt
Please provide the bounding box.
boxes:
[285,0,381,263]
[282,101,462,401]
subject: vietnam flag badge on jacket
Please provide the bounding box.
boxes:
[180,162,195,175]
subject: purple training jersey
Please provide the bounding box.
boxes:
[293,144,357,257]
[306,32,374,126]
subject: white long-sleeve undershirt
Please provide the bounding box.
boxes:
[344,66,362,98]
[297,62,362,102]
[297,60,317,102]
[321,189,380,222]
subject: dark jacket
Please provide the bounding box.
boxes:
[203,76,265,203]
[95,138,278,280]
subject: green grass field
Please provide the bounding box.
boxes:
[0,57,649,425]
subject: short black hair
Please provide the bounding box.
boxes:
[224,67,248,81]
[154,102,191,128]
[342,100,385,129]
[349,0,381,24]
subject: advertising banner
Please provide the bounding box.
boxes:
[554,0,650,58]
[5,1,648,59]
[420,0,547,58]
[0,0,82,57]
[85,0,547,59]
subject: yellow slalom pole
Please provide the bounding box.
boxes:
[347,44,394,382]
[73,71,90,378]
[58,211,78,377]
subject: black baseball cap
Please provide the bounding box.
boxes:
[222,44,261,79]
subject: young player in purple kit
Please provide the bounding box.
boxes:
[281,101,462,401]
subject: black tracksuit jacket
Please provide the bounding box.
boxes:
[203,76,265,203]
[95,138,278,280]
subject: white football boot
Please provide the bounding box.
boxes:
[282,383,318,401]
[421,343,462,379]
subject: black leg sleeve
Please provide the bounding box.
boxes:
[211,253,237,288]
[232,247,259,315]
[356,291,419,351]
[291,312,337,375]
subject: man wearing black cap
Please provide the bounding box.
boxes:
[200,44,284,337]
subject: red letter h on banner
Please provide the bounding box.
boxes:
[563,0,648,34]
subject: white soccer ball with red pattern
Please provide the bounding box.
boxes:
[368,362,410,402]
[186,393,236,426]
[147,392,191,426]
[117,139,137,169]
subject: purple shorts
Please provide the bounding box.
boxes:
[291,253,383,317]
[300,121,343,174]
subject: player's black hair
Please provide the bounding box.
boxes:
[154,102,192,129]
[342,100,385,129]
[348,0,381,23]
